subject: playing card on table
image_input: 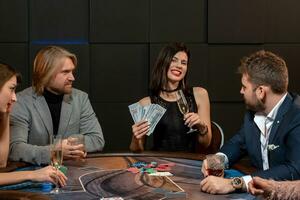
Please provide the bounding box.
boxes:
[149,172,173,176]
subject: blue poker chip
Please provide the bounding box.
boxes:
[41,182,53,192]
[131,161,147,168]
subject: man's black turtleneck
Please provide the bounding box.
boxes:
[43,89,64,136]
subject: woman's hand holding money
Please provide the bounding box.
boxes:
[132,120,150,139]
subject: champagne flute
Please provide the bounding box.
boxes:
[50,135,63,194]
[176,90,196,134]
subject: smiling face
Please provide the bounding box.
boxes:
[46,57,75,95]
[0,75,17,113]
[167,51,188,84]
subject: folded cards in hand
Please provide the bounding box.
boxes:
[128,103,166,136]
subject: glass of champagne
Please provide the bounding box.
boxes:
[176,90,196,134]
[50,135,63,194]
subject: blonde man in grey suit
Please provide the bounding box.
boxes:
[9,46,105,165]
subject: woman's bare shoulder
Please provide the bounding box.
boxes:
[193,87,209,98]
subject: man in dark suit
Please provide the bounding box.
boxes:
[200,50,300,194]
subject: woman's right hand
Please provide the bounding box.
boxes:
[132,120,150,139]
[30,165,67,187]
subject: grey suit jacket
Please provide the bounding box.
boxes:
[9,87,105,165]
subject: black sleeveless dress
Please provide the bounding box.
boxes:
[149,88,198,152]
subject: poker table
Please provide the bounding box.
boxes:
[1,152,256,200]
[47,151,255,200]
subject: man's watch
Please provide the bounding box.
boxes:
[231,177,243,190]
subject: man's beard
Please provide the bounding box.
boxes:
[47,83,73,95]
[245,98,265,112]
[63,83,73,94]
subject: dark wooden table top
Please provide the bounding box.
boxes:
[1,152,256,200]
[50,151,255,200]
[87,151,256,174]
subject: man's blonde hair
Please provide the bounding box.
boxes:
[32,46,77,95]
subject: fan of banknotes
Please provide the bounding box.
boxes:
[128,103,166,136]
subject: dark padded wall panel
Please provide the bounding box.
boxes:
[29,45,90,93]
[149,44,164,78]
[2,1,300,151]
[208,45,262,102]
[263,45,300,94]
[30,0,88,41]
[93,102,132,151]
[208,0,264,43]
[187,44,209,88]
[90,44,149,103]
[90,0,149,42]
[0,44,28,91]
[265,0,300,43]
[150,0,206,43]
[211,102,245,141]
[0,0,28,42]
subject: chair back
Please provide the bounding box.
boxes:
[195,121,224,154]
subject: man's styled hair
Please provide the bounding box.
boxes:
[0,62,21,90]
[238,50,288,94]
[150,42,190,96]
[32,46,77,95]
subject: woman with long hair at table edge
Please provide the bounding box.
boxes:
[0,62,67,186]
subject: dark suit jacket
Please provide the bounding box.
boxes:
[220,93,300,180]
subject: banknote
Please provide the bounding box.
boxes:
[128,103,166,136]
[146,104,166,135]
[128,102,142,123]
